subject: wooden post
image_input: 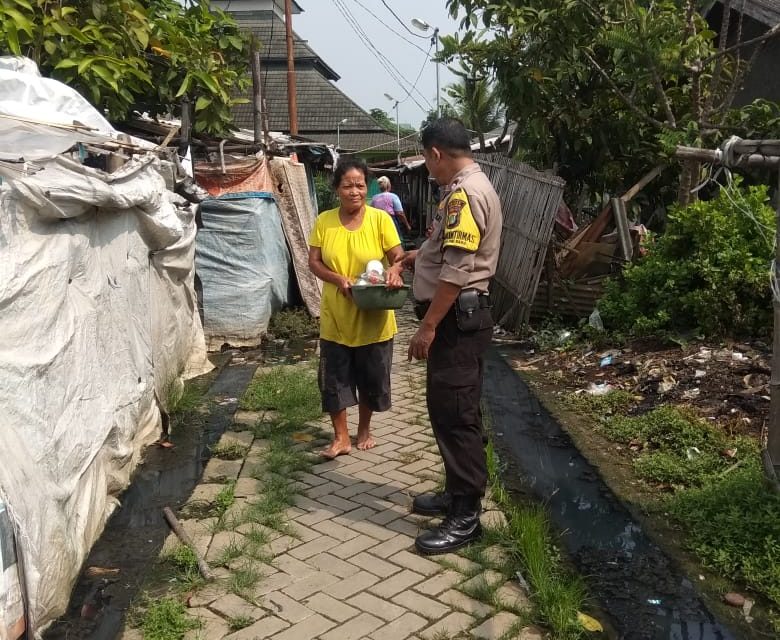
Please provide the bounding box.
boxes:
[611,198,633,261]
[284,0,298,136]
[251,41,262,146]
[179,96,191,158]
[766,167,780,488]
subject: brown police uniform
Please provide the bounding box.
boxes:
[412,163,502,497]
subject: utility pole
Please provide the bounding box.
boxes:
[251,40,263,146]
[284,0,298,136]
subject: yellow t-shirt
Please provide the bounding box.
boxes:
[309,206,401,347]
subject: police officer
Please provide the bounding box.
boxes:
[403,117,502,555]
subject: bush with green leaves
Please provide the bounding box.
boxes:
[599,182,774,337]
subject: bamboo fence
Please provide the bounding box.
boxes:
[475,153,565,331]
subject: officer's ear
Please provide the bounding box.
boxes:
[428,146,443,164]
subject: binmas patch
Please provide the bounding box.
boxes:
[442,188,480,252]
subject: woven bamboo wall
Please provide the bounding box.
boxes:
[475,154,565,332]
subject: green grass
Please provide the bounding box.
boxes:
[241,365,322,423]
[213,480,236,519]
[140,597,200,640]
[602,405,758,487]
[210,442,250,460]
[229,562,263,599]
[485,439,587,639]
[563,389,639,417]
[668,462,780,625]
[161,545,204,592]
[228,615,255,631]
[267,307,319,340]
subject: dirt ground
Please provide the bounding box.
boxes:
[503,332,771,443]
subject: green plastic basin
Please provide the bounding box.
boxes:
[351,284,410,310]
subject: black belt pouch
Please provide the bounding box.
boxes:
[455,289,490,332]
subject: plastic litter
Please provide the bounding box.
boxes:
[585,382,613,396]
[647,598,662,605]
[577,612,604,633]
[588,308,604,331]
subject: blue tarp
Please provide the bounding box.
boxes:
[195,193,291,349]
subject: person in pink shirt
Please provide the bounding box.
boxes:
[371,176,412,238]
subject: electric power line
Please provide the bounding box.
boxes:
[350,0,429,54]
[399,41,433,107]
[379,0,427,39]
[333,0,433,113]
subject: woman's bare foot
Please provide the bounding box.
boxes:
[319,441,351,459]
[355,434,376,451]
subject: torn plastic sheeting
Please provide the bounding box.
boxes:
[0,155,210,636]
[195,192,291,349]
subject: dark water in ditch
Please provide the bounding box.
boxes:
[44,340,316,640]
[484,347,738,640]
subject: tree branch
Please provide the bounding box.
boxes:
[723,39,766,112]
[650,63,676,127]
[703,0,733,118]
[582,49,665,129]
[702,21,780,66]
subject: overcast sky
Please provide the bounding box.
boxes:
[294,0,462,128]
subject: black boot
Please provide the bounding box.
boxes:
[411,491,452,516]
[414,495,482,555]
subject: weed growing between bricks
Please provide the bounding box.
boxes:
[483,435,587,639]
[126,363,327,638]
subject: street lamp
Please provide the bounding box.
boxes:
[384,93,400,164]
[411,18,440,117]
[336,117,348,150]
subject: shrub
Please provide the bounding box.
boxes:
[599,182,774,337]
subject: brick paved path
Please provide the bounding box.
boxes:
[124,310,543,640]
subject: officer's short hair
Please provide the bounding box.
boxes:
[420,118,472,157]
[332,157,369,189]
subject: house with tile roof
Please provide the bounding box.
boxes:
[211,0,416,156]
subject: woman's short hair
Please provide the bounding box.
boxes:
[332,157,369,189]
[377,176,391,190]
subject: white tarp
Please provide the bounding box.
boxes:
[0,153,210,637]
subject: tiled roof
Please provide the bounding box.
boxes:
[710,0,780,25]
[229,12,416,153]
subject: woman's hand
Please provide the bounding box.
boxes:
[337,276,353,298]
[385,265,404,289]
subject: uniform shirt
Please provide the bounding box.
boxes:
[370,192,403,217]
[309,206,401,347]
[413,163,502,302]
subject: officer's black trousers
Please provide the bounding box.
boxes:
[426,309,493,497]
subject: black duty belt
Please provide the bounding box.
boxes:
[413,294,490,320]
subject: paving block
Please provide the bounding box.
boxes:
[368,568,425,598]
[304,592,360,623]
[221,615,289,640]
[187,483,226,504]
[386,518,422,537]
[495,582,532,612]
[388,550,441,576]
[262,590,315,624]
[419,612,475,640]
[414,570,463,596]
[471,611,520,640]
[270,613,336,640]
[183,607,230,640]
[320,612,383,640]
[348,519,398,541]
[187,581,230,607]
[519,625,546,639]
[287,535,340,560]
[333,481,380,499]
[310,519,360,542]
[369,612,427,640]
[327,570,380,599]
[249,572,295,598]
[307,552,360,578]
[369,533,415,559]
[480,510,508,529]
[281,570,340,600]
[203,458,243,483]
[349,551,403,578]
[209,593,264,622]
[434,553,481,574]
[206,531,244,563]
[234,477,263,498]
[233,410,263,427]
[218,430,255,448]
[367,505,408,526]
[392,590,449,621]
[459,570,506,593]
[438,589,494,618]
[348,591,405,621]
[273,554,317,580]
[331,534,377,557]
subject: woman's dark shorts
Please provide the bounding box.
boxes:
[318,338,393,413]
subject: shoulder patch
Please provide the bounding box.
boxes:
[442,189,481,252]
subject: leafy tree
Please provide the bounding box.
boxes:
[442,0,779,210]
[0,0,249,136]
[599,180,774,337]
[369,107,415,137]
[443,62,503,151]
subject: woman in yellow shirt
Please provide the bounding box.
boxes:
[308,158,405,459]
